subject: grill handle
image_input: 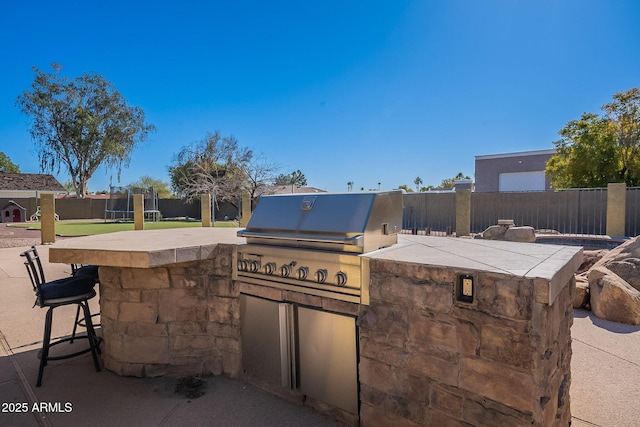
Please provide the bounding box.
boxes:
[237,230,364,247]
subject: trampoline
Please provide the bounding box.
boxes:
[104,186,160,222]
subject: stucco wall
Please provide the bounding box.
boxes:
[475,151,555,192]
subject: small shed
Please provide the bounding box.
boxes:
[1,200,27,223]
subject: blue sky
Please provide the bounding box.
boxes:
[1,0,639,193]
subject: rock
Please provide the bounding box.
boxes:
[504,226,536,243]
[605,258,640,291]
[574,276,590,309]
[588,266,640,325]
[577,250,607,274]
[590,235,640,270]
[480,225,507,240]
[476,221,535,243]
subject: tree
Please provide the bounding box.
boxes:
[603,88,640,185]
[347,181,354,192]
[129,176,175,199]
[274,170,307,192]
[414,177,423,192]
[437,172,471,189]
[397,184,413,192]
[62,180,75,194]
[16,64,155,198]
[0,152,20,172]
[546,88,640,188]
[243,154,279,202]
[274,170,307,186]
[546,113,619,188]
[169,131,252,207]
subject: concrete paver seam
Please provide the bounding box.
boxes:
[0,330,52,427]
[156,402,183,426]
[573,337,640,368]
[571,416,603,426]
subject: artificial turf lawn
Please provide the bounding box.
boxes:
[9,220,239,236]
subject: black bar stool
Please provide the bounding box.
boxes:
[20,246,101,387]
[70,264,100,342]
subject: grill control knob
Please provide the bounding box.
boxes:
[238,259,249,272]
[335,271,348,286]
[280,264,292,278]
[315,269,327,283]
[249,260,260,273]
[264,262,276,275]
[297,267,309,280]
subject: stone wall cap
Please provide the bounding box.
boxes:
[49,227,244,268]
[366,235,583,305]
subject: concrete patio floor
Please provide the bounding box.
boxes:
[1,244,638,426]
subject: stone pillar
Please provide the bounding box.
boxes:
[606,183,626,237]
[240,193,251,227]
[201,194,212,227]
[40,192,56,244]
[455,189,471,237]
[133,194,144,230]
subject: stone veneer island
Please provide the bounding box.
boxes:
[49,228,582,426]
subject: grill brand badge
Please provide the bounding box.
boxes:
[301,196,317,211]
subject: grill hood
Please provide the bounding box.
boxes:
[237,191,403,253]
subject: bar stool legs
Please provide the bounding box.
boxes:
[71,305,101,348]
[37,308,54,387]
[81,301,102,371]
[36,301,101,387]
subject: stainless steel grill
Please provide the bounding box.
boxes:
[235,191,402,416]
[234,191,402,305]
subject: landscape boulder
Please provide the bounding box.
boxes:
[480,225,507,240]
[589,235,640,271]
[605,258,640,291]
[504,226,536,243]
[579,236,640,324]
[577,250,608,274]
[477,220,535,243]
[588,266,640,325]
[573,276,590,309]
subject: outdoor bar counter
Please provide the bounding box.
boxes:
[49,229,583,426]
[49,227,245,379]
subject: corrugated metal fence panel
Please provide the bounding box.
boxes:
[471,191,549,234]
[626,187,640,237]
[470,189,607,235]
[403,188,616,236]
[402,192,456,232]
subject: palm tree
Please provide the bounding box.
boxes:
[347,181,354,192]
[414,177,423,192]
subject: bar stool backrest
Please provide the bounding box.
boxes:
[21,246,47,308]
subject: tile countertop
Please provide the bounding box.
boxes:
[367,235,584,305]
[48,227,245,268]
[48,230,583,305]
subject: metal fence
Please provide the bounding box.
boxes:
[401,188,640,237]
[626,187,640,237]
[402,192,456,234]
[471,189,608,236]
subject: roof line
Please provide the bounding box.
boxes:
[475,149,556,160]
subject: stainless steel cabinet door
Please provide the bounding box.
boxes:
[297,306,358,414]
[240,295,292,388]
